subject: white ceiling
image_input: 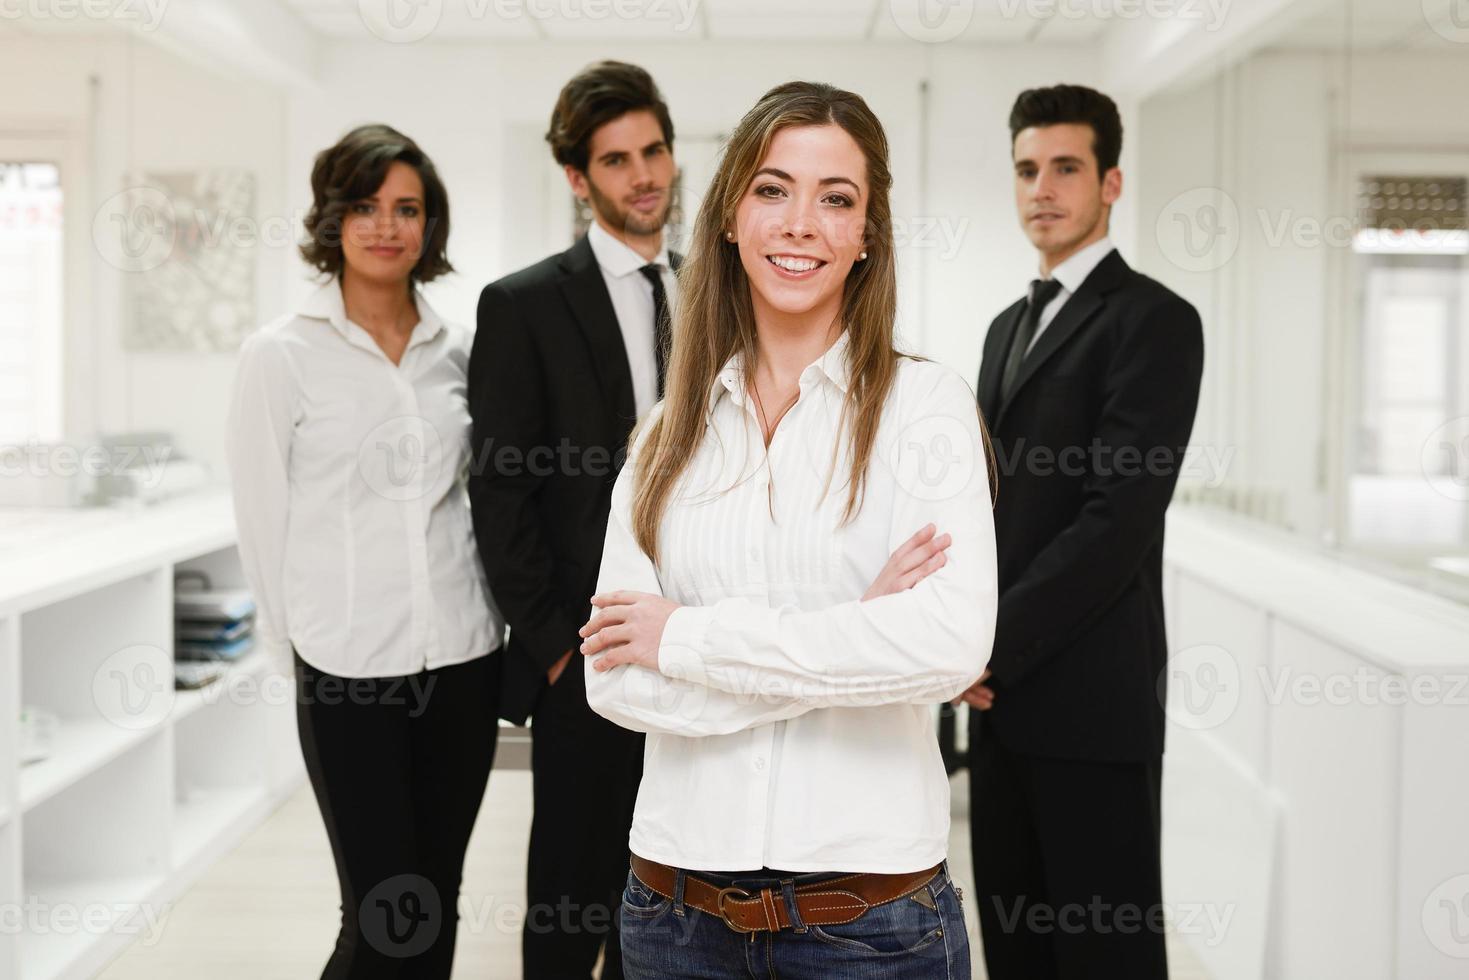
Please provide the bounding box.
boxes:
[1274,0,1456,51]
[281,0,1112,44]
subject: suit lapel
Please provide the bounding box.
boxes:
[979,300,1025,421]
[558,235,637,425]
[994,250,1128,427]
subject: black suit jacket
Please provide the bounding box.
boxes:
[468,234,679,725]
[975,249,1203,763]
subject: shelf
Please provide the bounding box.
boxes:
[18,873,166,980]
[0,491,302,980]
[0,491,235,617]
[169,649,272,725]
[18,721,163,813]
[172,786,270,870]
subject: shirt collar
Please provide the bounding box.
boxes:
[298,279,446,353]
[711,330,852,411]
[1046,235,1114,295]
[586,219,672,278]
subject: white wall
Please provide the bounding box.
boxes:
[0,31,287,480]
[1134,45,1469,541]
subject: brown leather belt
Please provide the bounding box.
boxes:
[629,854,943,935]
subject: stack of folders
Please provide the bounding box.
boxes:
[174,586,258,689]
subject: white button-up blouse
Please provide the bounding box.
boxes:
[225,281,501,678]
[586,331,997,873]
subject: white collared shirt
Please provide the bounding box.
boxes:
[586,220,676,419]
[225,280,501,678]
[1026,235,1115,355]
[586,332,998,873]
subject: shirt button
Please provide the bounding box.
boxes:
[754,757,766,771]
[749,547,762,562]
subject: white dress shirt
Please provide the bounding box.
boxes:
[225,281,501,678]
[1026,235,1115,355]
[586,332,998,873]
[586,220,677,419]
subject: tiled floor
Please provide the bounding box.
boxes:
[98,769,1213,979]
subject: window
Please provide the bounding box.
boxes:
[0,156,64,443]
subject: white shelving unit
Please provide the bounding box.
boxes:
[0,491,304,980]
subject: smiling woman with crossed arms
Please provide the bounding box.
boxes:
[577,81,998,979]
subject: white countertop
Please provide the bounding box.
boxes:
[1166,507,1469,673]
[0,489,237,615]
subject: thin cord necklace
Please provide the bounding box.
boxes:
[751,375,799,448]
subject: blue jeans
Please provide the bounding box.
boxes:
[619,861,970,979]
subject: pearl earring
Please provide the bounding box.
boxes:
[859,251,868,260]
[725,231,735,241]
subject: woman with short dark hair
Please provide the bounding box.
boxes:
[226,123,500,979]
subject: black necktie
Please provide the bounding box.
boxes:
[1000,277,1063,402]
[639,263,670,399]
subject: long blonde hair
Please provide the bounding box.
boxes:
[630,81,903,563]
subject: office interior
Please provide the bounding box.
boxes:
[0,0,1467,977]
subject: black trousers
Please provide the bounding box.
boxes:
[968,717,1168,980]
[296,651,500,979]
[523,660,644,979]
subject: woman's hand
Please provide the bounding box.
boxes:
[579,591,682,672]
[863,523,952,601]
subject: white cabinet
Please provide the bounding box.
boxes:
[1162,510,1469,980]
[0,492,303,980]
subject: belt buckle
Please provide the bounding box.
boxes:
[715,886,756,934]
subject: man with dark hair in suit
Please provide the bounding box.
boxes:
[961,84,1204,980]
[467,60,679,980]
